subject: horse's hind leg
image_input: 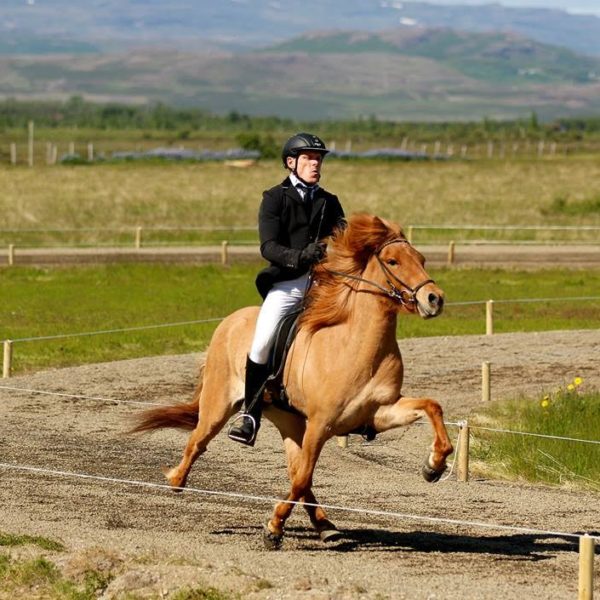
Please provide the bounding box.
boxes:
[302,488,341,542]
[165,377,238,489]
[374,396,453,482]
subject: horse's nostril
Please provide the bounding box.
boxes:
[428,293,439,305]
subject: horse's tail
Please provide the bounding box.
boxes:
[130,364,204,433]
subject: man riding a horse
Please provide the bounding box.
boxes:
[132,138,453,549]
[228,133,345,446]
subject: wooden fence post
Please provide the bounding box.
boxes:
[482,361,491,402]
[336,436,348,449]
[28,120,34,167]
[457,422,470,482]
[10,143,17,165]
[578,534,595,600]
[8,244,14,266]
[447,241,456,266]
[486,300,494,335]
[221,240,229,265]
[537,140,545,158]
[87,143,94,161]
[3,340,13,379]
[135,226,143,249]
[407,226,414,244]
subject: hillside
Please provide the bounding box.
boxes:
[268,29,600,85]
[1,26,599,122]
[1,0,600,57]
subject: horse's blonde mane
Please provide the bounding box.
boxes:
[300,213,404,334]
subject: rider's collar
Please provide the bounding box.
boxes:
[289,173,319,195]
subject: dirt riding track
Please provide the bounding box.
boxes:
[0,329,598,599]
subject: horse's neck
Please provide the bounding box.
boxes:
[346,288,399,361]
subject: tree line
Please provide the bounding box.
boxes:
[1,96,599,154]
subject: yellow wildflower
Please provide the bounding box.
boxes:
[573,377,583,387]
[541,398,550,408]
[567,384,575,391]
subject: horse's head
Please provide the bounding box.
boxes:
[371,233,444,318]
[304,214,444,333]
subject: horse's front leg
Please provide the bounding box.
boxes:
[266,422,328,549]
[373,396,453,482]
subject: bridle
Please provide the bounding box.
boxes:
[324,238,435,308]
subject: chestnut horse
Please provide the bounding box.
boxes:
[133,214,453,548]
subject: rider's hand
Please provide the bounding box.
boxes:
[299,242,326,266]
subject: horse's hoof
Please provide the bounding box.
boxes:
[162,466,186,492]
[263,526,283,551]
[319,527,343,543]
[422,461,446,483]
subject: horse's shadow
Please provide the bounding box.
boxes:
[212,525,598,560]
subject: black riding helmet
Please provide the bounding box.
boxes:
[281,132,329,168]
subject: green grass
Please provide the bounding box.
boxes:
[0,264,598,374]
[0,533,64,552]
[0,531,234,600]
[171,588,235,600]
[471,384,600,491]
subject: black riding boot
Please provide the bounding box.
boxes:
[228,356,269,447]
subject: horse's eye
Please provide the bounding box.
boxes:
[387,259,398,266]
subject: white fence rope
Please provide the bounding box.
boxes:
[0,384,165,407]
[10,317,223,342]
[2,224,599,234]
[6,296,599,344]
[0,462,597,543]
[471,425,600,446]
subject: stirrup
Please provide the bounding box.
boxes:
[227,413,258,446]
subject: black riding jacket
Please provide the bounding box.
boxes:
[255,176,345,298]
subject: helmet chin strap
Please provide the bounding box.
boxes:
[290,157,320,187]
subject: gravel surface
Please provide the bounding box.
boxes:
[0,329,598,599]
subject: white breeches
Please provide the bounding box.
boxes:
[248,273,310,365]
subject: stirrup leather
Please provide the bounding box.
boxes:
[227,412,258,444]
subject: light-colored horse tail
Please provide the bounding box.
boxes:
[131,364,204,433]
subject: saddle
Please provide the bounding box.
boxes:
[263,307,303,416]
[261,308,377,441]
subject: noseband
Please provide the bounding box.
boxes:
[325,238,435,308]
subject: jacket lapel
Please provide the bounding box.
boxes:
[310,188,326,223]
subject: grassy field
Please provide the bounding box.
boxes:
[0,155,599,248]
[0,532,232,600]
[1,263,598,375]
[471,384,600,492]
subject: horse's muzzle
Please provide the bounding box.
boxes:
[416,286,445,319]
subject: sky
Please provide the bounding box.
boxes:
[426,0,600,16]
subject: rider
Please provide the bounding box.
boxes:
[228,133,346,446]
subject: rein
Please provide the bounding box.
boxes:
[324,238,434,307]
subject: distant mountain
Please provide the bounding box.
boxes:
[1,28,599,122]
[1,0,600,57]
[267,29,600,84]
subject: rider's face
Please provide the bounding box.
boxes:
[288,151,323,184]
